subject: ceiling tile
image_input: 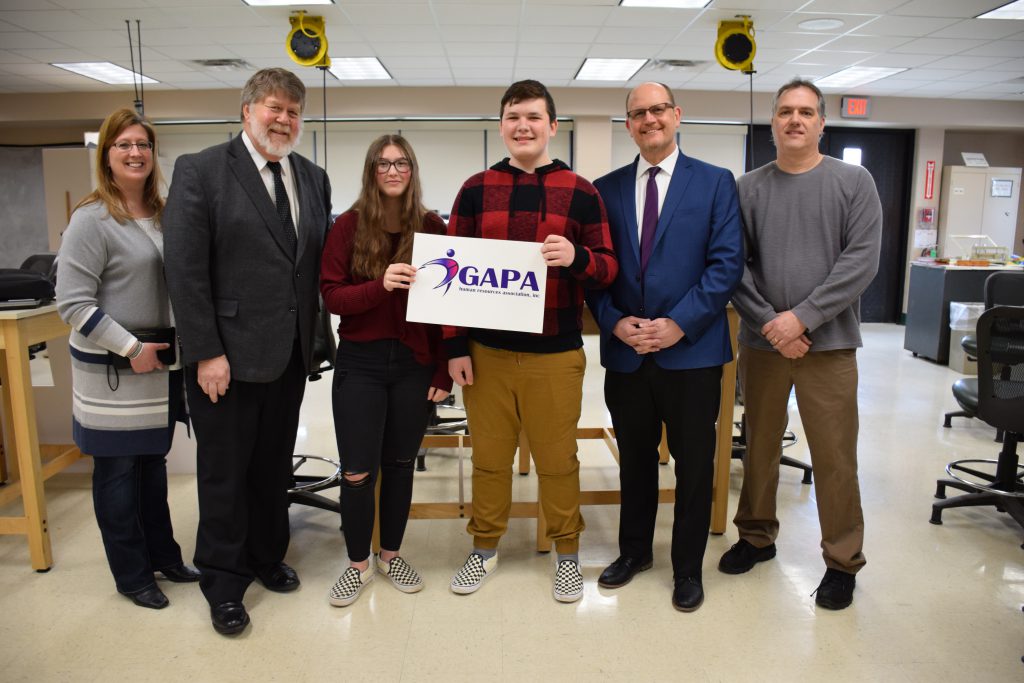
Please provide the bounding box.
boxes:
[521,5,613,27]
[930,19,1024,41]
[518,25,601,43]
[790,50,874,66]
[439,25,518,42]
[890,37,988,55]
[962,41,1024,58]
[768,13,878,34]
[852,16,960,37]
[595,26,682,44]
[819,35,916,53]
[924,54,1013,70]
[340,4,435,25]
[891,0,1006,19]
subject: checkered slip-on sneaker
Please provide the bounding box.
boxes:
[553,559,584,603]
[449,552,498,595]
[376,554,423,594]
[328,565,374,607]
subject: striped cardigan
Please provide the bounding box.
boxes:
[55,201,182,457]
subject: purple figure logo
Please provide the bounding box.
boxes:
[420,248,459,295]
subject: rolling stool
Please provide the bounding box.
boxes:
[732,412,812,485]
[417,394,468,471]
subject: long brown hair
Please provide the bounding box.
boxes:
[75,108,164,224]
[349,134,428,280]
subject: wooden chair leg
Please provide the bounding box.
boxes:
[518,429,531,475]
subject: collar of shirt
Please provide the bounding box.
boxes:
[241,130,299,230]
[634,145,679,235]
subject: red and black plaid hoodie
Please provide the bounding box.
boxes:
[444,158,618,358]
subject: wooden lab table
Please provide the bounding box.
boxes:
[0,305,82,570]
[393,306,740,551]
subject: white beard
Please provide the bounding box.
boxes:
[250,117,303,158]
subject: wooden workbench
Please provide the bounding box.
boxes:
[401,307,739,550]
[0,305,82,570]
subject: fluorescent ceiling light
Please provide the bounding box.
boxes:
[815,66,906,88]
[575,58,647,81]
[242,0,333,6]
[327,58,391,80]
[52,62,158,85]
[619,1,711,7]
[977,1,1024,19]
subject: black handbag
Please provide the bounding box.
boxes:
[108,327,177,369]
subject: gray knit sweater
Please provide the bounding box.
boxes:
[732,156,882,352]
[56,200,179,457]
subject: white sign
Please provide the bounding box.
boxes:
[406,232,548,333]
[961,152,989,167]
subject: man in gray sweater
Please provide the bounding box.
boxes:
[723,78,882,610]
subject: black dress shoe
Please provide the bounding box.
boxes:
[125,585,169,610]
[255,562,300,592]
[211,601,250,636]
[672,577,704,612]
[598,555,654,589]
[158,563,201,583]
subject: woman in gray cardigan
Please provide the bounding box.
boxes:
[56,108,198,610]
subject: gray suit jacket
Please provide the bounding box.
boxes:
[163,134,332,383]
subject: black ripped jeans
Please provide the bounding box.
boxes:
[332,338,433,563]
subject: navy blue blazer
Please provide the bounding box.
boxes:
[586,151,743,373]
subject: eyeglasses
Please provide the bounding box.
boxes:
[376,158,412,174]
[112,141,154,152]
[626,103,675,122]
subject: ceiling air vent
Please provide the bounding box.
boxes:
[649,59,708,70]
[190,59,254,71]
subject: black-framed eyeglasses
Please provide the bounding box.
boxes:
[626,103,674,122]
[376,158,412,174]
[112,141,154,152]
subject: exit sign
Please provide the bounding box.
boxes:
[840,96,871,119]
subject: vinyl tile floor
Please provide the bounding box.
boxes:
[1,324,1022,682]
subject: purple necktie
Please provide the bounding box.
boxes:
[640,166,660,273]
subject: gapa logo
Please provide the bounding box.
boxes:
[419,248,540,296]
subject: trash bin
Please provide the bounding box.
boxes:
[949,301,984,374]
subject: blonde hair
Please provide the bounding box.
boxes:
[75,107,164,224]
[349,135,429,280]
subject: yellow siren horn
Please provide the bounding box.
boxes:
[287,11,330,68]
[715,16,755,73]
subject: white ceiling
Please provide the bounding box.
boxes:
[0,0,1022,100]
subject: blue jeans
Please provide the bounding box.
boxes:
[92,453,184,594]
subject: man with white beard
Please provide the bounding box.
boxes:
[164,68,332,636]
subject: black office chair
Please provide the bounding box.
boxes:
[943,271,1024,431]
[289,300,342,517]
[930,305,1024,546]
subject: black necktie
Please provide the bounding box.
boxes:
[266,160,297,256]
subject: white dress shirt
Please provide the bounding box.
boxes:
[634,144,680,244]
[241,130,300,234]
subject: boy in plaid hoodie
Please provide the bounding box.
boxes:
[445,80,617,603]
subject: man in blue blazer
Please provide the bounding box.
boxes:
[586,82,743,612]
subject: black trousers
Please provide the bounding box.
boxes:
[332,339,433,563]
[188,341,307,605]
[604,358,722,580]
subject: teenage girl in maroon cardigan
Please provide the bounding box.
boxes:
[320,134,452,607]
